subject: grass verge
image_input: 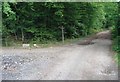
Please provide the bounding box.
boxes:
[112,36,120,66]
[1,37,83,48]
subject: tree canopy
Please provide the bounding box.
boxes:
[2,2,118,45]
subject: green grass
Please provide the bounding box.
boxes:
[2,30,100,48]
[31,38,82,48]
[1,37,84,48]
[114,53,120,66]
[112,35,120,66]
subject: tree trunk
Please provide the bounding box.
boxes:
[21,28,24,43]
[5,37,8,46]
[61,26,64,43]
[14,32,18,40]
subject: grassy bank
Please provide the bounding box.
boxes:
[1,37,83,48]
[113,36,120,66]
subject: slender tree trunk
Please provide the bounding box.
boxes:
[5,37,8,46]
[14,32,18,40]
[61,26,64,43]
[21,28,24,43]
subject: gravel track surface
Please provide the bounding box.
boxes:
[1,31,118,80]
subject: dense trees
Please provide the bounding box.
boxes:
[113,2,120,52]
[117,2,120,36]
[2,2,118,46]
[110,2,120,65]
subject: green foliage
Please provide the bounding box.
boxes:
[113,36,120,52]
[104,3,118,28]
[113,2,120,51]
[111,2,120,66]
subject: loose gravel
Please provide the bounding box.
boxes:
[1,30,118,80]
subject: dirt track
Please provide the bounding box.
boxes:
[1,30,118,80]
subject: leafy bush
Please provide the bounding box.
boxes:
[113,38,120,53]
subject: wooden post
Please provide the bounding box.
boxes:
[61,26,64,43]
